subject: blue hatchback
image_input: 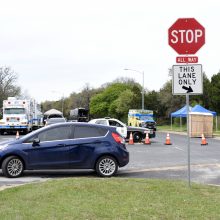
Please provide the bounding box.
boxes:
[0,122,129,178]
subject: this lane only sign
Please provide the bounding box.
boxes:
[172,64,203,95]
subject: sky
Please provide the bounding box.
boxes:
[0,0,220,102]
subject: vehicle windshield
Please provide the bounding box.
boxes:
[4,108,26,114]
[140,116,154,121]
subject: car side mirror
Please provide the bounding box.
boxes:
[33,138,40,146]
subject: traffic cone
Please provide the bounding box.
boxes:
[201,133,208,146]
[144,133,151,145]
[128,132,134,145]
[16,131,19,139]
[165,133,172,145]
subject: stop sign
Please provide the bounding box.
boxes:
[168,18,205,55]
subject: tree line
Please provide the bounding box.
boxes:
[1,66,220,124]
[41,73,220,124]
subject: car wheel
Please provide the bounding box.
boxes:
[2,156,24,178]
[133,132,142,142]
[96,156,118,177]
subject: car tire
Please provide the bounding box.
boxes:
[95,156,118,177]
[2,156,24,178]
[133,132,142,142]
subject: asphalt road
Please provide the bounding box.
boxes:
[0,131,220,190]
[119,132,220,186]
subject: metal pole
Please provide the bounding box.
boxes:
[186,94,191,187]
[171,116,172,130]
[142,71,144,110]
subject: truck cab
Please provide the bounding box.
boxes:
[0,97,34,134]
[128,109,156,131]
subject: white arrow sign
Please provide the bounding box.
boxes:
[172,64,203,95]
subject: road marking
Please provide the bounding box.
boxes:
[173,145,185,152]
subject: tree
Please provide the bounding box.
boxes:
[90,83,129,118]
[210,72,220,114]
[0,67,21,106]
[109,89,137,122]
[190,73,211,108]
[144,90,160,116]
[158,80,185,118]
[90,79,142,120]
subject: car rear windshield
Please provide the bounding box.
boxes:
[74,126,108,138]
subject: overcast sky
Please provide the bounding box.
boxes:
[0,0,219,102]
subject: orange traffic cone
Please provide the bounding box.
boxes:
[16,131,19,139]
[128,132,134,145]
[201,133,208,146]
[165,133,172,145]
[144,133,151,145]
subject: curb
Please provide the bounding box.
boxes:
[158,130,220,140]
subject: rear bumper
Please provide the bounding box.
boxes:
[0,125,28,130]
[118,151,129,167]
[149,130,156,138]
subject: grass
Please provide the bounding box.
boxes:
[0,178,220,220]
[157,124,187,132]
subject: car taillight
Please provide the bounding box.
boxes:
[112,132,125,144]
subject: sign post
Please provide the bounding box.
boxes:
[186,94,190,187]
[168,18,205,187]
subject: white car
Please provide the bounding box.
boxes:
[45,117,66,126]
[89,118,127,138]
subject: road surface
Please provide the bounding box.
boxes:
[0,132,220,189]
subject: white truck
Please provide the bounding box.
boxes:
[128,109,156,132]
[0,97,43,134]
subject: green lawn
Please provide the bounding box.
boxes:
[0,178,220,220]
[157,124,186,132]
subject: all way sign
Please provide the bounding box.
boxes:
[172,64,203,95]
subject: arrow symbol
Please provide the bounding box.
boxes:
[182,86,193,93]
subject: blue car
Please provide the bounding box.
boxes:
[0,122,129,178]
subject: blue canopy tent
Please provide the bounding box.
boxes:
[191,105,217,116]
[170,105,192,130]
[170,104,217,131]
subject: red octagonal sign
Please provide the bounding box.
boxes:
[168,18,205,55]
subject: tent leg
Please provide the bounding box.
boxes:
[171,116,172,130]
[180,117,182,131]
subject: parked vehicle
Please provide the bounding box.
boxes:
[0,97,43,134]
[45,117,66,126]
[43,109,64,125]
[0,122,129,178]
[128,109,156,131]
[69,108,89,122]
[89,118,127,138]
[89,117,155,142]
